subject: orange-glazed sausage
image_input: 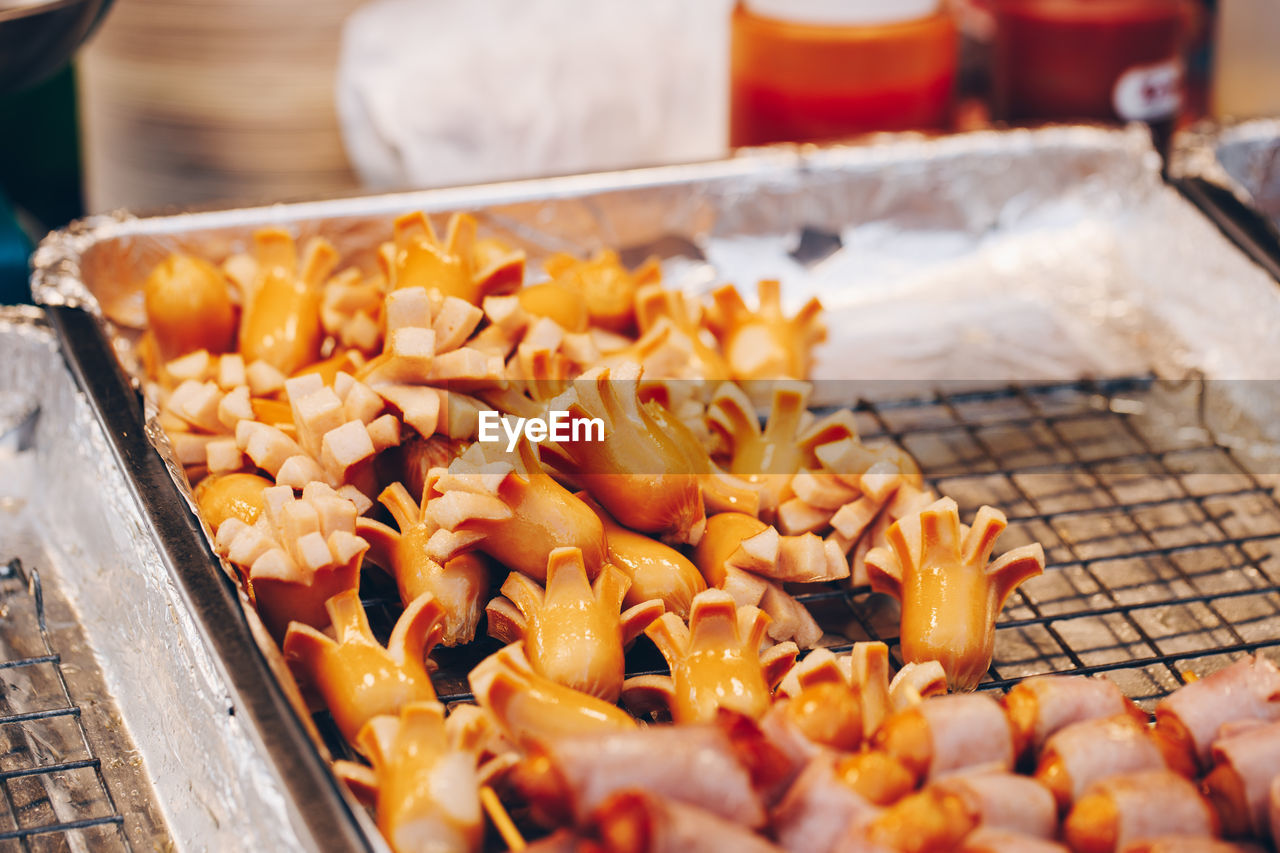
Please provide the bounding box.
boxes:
[545,364,706,545]
[704,280,824,382]
[358,482,490,647]
[354,703,482,853]
[193,472,272,533]
[834,752,915,806]
[143,253,237,361]
[468,643,636,750]
[865,498,1044,691]
[587,497,706,619]
[636,590,796,724]
[238,229,336,376]
[424,442,607,582]
[283,590,443,749]
[486,547,660,702]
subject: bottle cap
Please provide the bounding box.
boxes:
[745,0,943,27]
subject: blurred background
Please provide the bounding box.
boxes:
[4,0,1277,303]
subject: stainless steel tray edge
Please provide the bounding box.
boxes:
[1170,118,1280,284]
[43,305,384,853]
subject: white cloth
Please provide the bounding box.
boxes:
[337,0,732,189]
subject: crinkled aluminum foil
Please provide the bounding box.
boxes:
[33,125,1280,391]
[28,125,1280,849]
[1171,117,1280,227]
[0,306,316,852]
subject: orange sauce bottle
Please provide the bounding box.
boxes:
[729,0,958,147]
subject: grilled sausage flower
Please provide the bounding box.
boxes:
[485,547,662,702]
[358,480,491,647]
[338,702,483,853]
[544,363,707,544]
[214,482,369,640]
[283,589,444,748]
[865,497,1045,691]
[424,441,607,582]
[622,589,797,724]
[468,643,636,749]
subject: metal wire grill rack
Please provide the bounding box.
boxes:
[0,559,130,853]
[328,375,1280,746]
[821,376,1280,708]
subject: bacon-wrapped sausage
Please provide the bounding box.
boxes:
[1203,719,1280,839]
[961,829,1069,853]
[1270,776,1280,849]
[1154,655,1280,771]
[591,791,784,853]
[833,752,916,807]
[1035,714,1195,812]
[1003,674,1139,759]
[834,787,977,853]
[771,756,878,853]
[512,724,765,830]
[931,771,1057,839]
[1119,838,1266,853]
[874,693,1016,784]
[1063,770,1219,853]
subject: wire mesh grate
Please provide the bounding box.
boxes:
[325,375,1280,747]
[826,376,1280,708]
[0,559,130,853]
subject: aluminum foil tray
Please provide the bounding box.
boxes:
[1170,118,1280,283]
[0,305,343,852]
[1173,118,1280,226]
[27,125,1280,851]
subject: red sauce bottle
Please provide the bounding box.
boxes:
[729,0,959,147]
[992,0,1194,129]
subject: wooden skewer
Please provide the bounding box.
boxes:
[481,785,525,851]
